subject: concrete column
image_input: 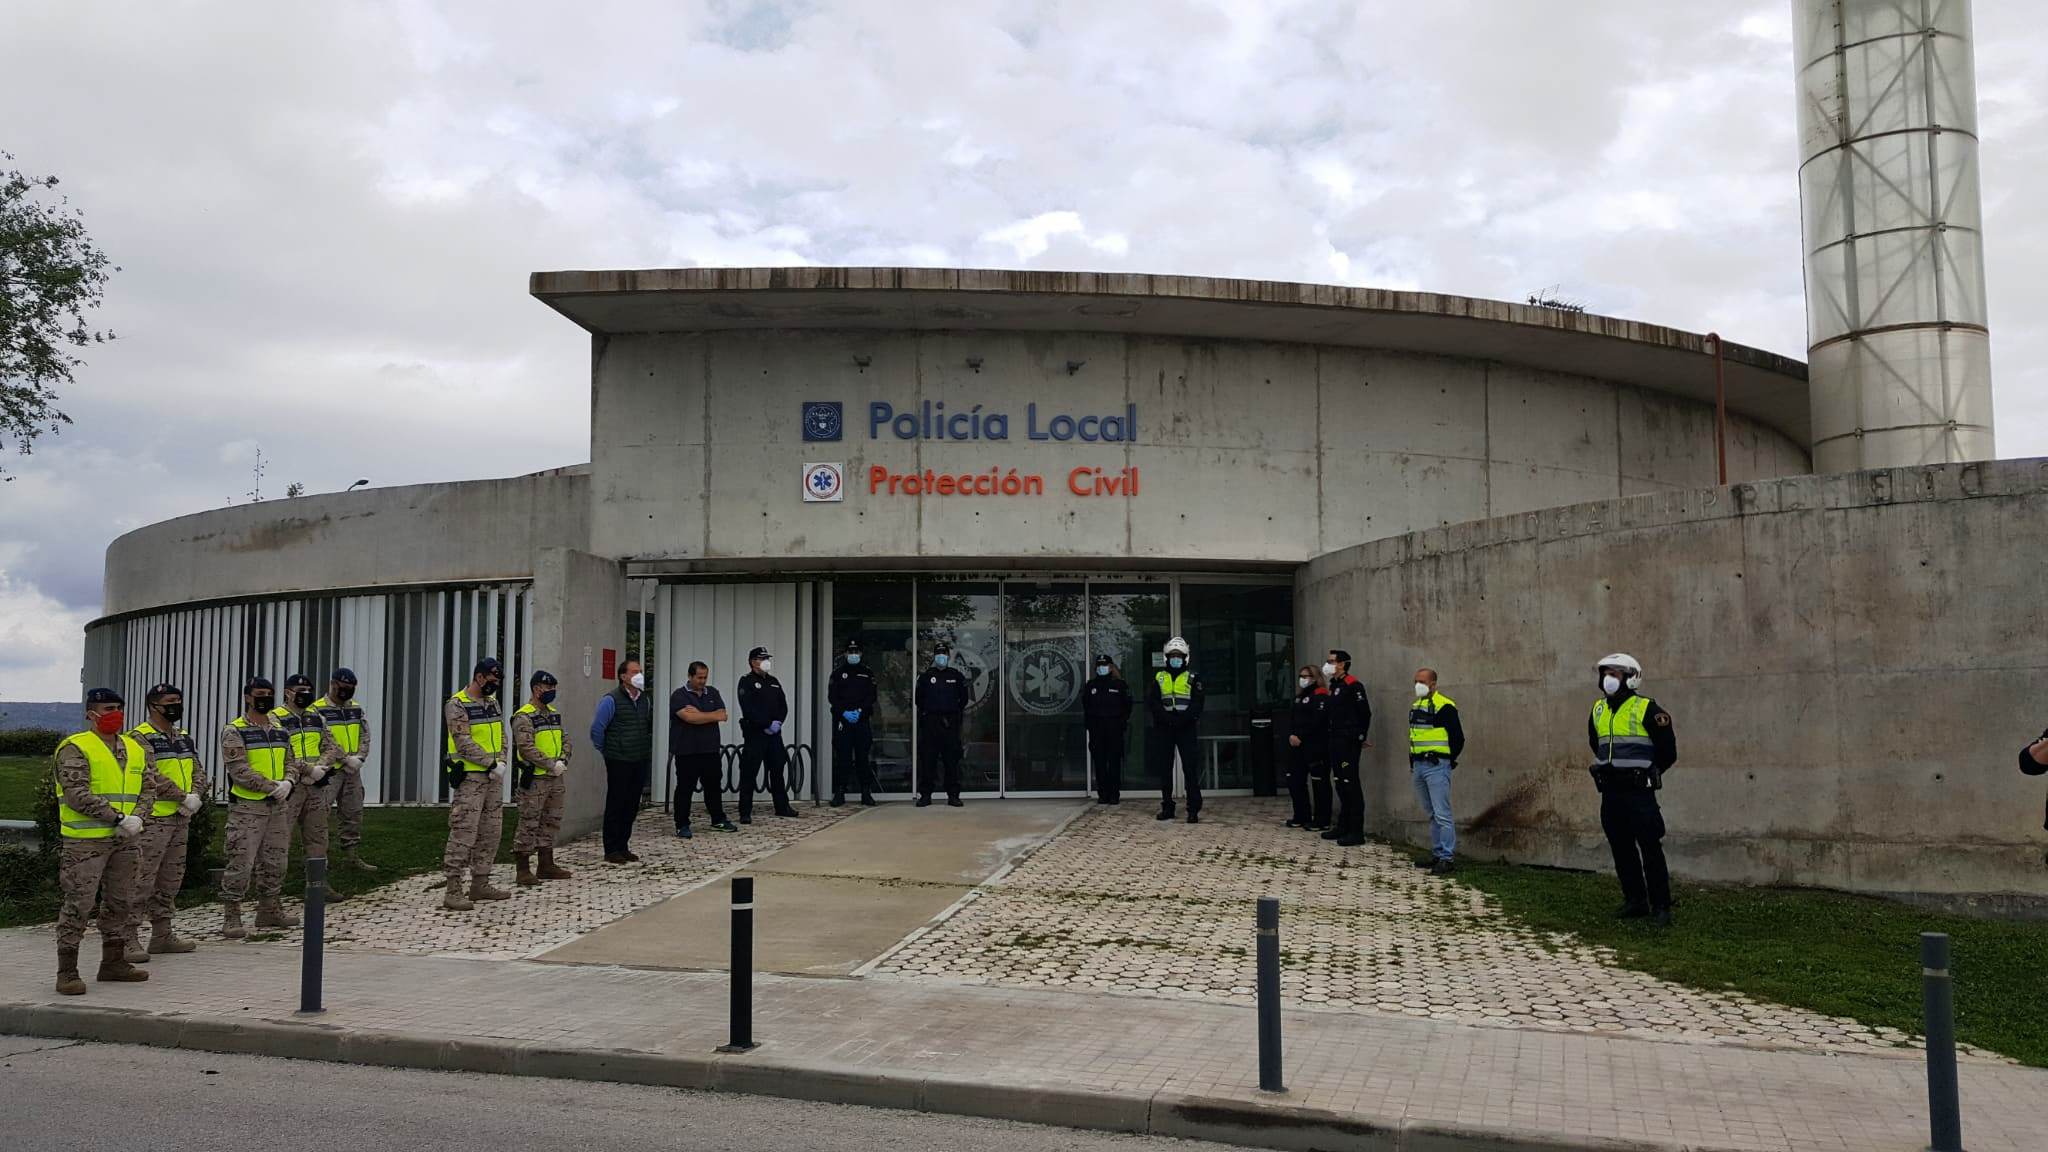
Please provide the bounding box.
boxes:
[531,547,626,843]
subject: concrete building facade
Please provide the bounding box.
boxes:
[85,268,2041,901]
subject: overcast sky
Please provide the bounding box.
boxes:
[1,1,2043,702]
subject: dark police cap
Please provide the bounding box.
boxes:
[146,682,183,702]
[284,672,313,689]
[748,646,772,661]
[933,640,953,655]
[85,687,124,706]
[843,639,861,653]
[531,669,558,686]
[473,656,503,677]
[331,667,358,685]
[243,676,274,694]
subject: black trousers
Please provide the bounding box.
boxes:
[833,722,875,800]
[674,751,726,828]
[1148,724,1201,814]
[917,718,962,800]
[739,734,792,817]
[1330,735,1365,838]
[1600,786,1670,911]
[602,756,649,855]
[1087,723,1126,801]
[1286,741,1324,824]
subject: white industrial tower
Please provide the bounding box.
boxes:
[1794,0,1993,470]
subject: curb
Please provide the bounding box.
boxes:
[0,1001,1693,1152]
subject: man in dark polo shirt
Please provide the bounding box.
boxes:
[671,661,735,836]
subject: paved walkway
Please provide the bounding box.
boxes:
[0,933,2040,1152]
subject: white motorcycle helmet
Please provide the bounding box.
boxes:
[1594,653,1642,691]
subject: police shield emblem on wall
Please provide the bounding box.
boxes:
[801,401,843,442]
[802,462,845,502]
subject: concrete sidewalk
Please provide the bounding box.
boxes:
[0,931,2039,1152]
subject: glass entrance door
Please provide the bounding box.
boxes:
[1004,583,1088,792]
[916,581,1002,795]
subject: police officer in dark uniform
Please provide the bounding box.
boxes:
[1147,636,1205,824]
[914,641,970,807]
[1323,649,1371,847]
[737,646,799,823]
[1286,664,1330,829]
[829,639,879,808]
[1587,653,1678,925]
[1082,657,1133,804]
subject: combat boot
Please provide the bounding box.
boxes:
[469,874,512,902]
[56,946,85,996]
[123,937,150,964]
[515,854,538,887]
[148,920,197,954]
[442,873,474,911]
[346,849,380,873]
[254,900,300,929]
[220,902,247,940]
[96,938,149,983]
[536,849,572,880]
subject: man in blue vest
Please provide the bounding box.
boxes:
[1146,636,1205,824]
[1588,653,1678,925]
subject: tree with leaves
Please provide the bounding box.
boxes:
[1,153,116,476]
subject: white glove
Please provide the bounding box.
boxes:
[116,814,143,838]
[179,792,202,815]
[488,764,505,783]
[308,765,328,785]
[343,754,363,771]
[550,759,567,775]
[272,779,294,803]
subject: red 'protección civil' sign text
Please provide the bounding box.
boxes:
[867,466,1140,497]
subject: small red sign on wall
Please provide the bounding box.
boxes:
[601,648,617,680]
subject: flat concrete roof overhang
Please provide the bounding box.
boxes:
[531,267,1812,444]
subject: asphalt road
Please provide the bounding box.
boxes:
[0,1035,1250,1152]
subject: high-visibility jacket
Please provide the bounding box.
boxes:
[55,731,146,838]
[447,690,504,771]
[1154,670,1194,712]
[270,706,327,772]
[227,715,290,801]
[312,696,367,756]
[131,722,196,816]
[1408,692,1456,757]
[1591,695,1656,771]
[515,702,564,774]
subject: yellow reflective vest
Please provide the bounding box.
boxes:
[515,702,565,774]
[1591,695,1656,771]
[55,731,146,838]
[312,696,366,756]
[1407,692,1456,757]
[447,690,504,771]
[227,715,290,801]
[131,722,196,817]
[1154,670,1193,712]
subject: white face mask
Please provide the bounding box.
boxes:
[1414,681,1430,698]
[759,659,773,675]
[1320,662,1336,678]
[1601,674,1622,695]
[1298,677,1312,690]
[629,673,644,691]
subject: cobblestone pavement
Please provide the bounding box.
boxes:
[163,806,852,959]
[868,799,1984,1060]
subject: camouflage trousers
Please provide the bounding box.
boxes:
[59,836,141,949]
[220,798,292,903]
[443,772,502,878]
[134,813,192,927]
[513,772,566,853]
[329,764,366,851]
[291,778,331,859]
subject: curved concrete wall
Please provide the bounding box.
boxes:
[1297,458,2048,901]
[101,469,590,618]
[592,330,1810,569]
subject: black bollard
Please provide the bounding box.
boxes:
[1256,896,1284,1092]
[718,875,757,1052]
[298,856,327,1015]
[1920,932,1962,1152]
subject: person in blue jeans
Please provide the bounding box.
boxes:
[1407,668,1465,875]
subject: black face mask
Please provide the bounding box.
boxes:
[332,685,355,704]
[251,695,275,713]
[291,688,314,708]
[161,702,184,724]
[482,678,501,698]
[538,689,557,706]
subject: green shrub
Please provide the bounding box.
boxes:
[183,801,222,890]
[0,728,64,757]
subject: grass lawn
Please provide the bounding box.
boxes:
[1453,859,2048,1067]
[1,745,517,927]
[0,754,46,821]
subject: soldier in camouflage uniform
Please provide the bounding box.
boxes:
[511,669,574,887]
[274,672,346,904]
[219,678,298,938]
[441,657,512,911]
[126,683,208,960]
[52,688,152,994]
[313,667,377,871]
